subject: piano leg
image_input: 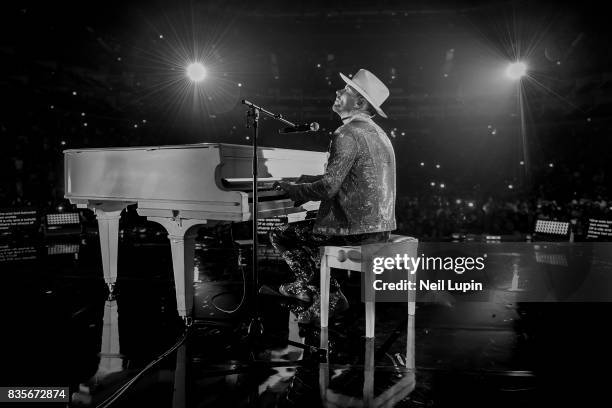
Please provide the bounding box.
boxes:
[169,232,196,321]
[95,209,122,293]
[148,217,202,321]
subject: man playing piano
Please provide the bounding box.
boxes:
[272,69,396,323]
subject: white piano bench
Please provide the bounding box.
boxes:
[319,235,418,339]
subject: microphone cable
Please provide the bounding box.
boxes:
[210,225,246,314]
[94,324,192,408]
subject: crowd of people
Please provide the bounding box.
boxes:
[1,111,609,242]
[395,155,610,240]
[1,118,609,241]
[395,193,610,240]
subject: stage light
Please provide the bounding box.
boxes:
[506,62,527,80]
[440,183,446,188]
[186,62,207,82]
[436,164,441,169]
[508,184,514,189]
[430,182,436,187]
[420,162,425,167]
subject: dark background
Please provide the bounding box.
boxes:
[1,0,610,239]
[1,3,611,405]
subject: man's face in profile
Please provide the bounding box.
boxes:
[333,84,361,116]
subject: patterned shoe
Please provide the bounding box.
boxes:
[278,281,313,303]
[296,290,349,324]
[294,307,317,325]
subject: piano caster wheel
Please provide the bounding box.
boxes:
[182,316,193,327]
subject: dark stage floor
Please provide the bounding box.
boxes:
[1,229,611,407]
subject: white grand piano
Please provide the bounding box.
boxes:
[64,143,327,321]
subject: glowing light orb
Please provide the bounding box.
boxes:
[186,62,207,82]
[506,62,527,80]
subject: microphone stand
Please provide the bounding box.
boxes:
[242,99,296,338]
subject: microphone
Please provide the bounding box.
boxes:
[279,122,320,134]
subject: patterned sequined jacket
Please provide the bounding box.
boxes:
[286,113,396,235]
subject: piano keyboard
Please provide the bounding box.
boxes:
[221,177,297,191]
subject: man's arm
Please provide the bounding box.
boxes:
[283,131,358,202]
[296,174,323,183]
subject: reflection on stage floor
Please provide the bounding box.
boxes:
[1,232,611,407]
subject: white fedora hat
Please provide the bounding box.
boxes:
[339,69,389,118]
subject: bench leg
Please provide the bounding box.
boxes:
[365,302,375,338]
[364,271,375,338]
[363,338,375,405]
[406,314,415,369]
[408,271,416,316]
[320,255,330,329]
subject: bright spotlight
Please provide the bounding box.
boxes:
[506,62,527,80]
[187,62,207,82]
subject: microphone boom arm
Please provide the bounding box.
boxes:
[242,99,296,128]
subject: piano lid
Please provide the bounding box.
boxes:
[64,143,327,210]
[63,142,326,155]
